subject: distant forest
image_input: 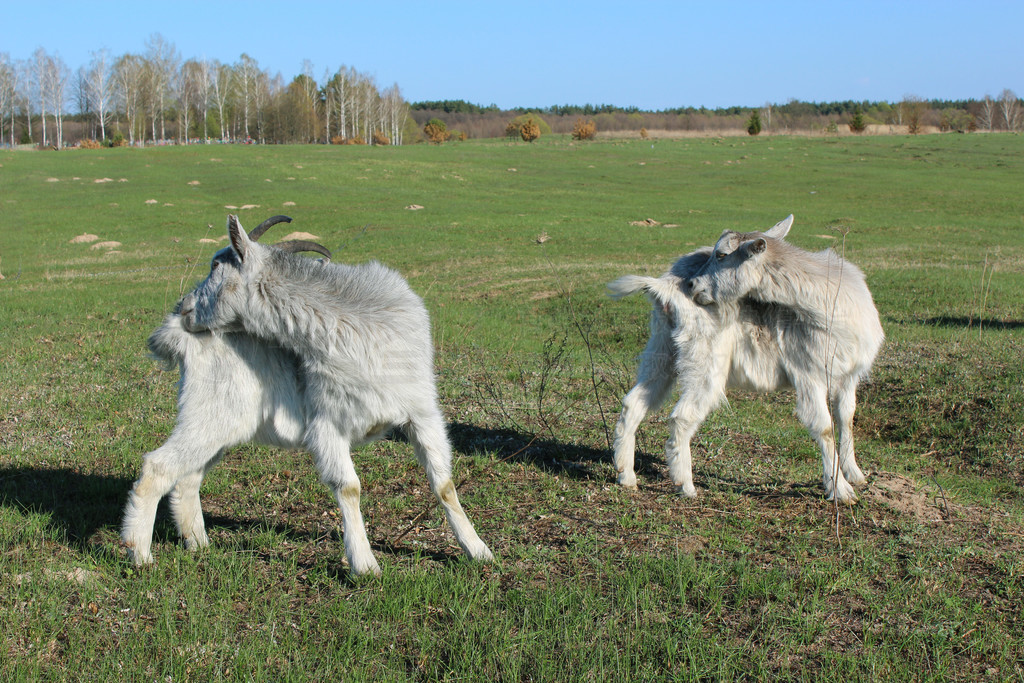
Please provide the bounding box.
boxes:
[1,37,1020,148]
[410,95,1023,139]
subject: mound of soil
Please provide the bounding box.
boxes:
[862,471,949,522]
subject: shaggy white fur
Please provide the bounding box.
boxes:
[122,215,493,576]
[610,216,884,503]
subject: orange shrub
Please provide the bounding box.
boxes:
[424,118,451,144]
[520,118,540,143]
[571,118,596,140]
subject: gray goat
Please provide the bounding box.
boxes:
[611,216,883,502]
[122,216,492,576]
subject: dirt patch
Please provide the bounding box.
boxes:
[629,218,661,227]
[862,471,948,522]
[281,231,320,241]
[69,234,99,244]
[90,241,122,250]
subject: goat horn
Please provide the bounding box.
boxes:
[274,240,332,260]
[247,215,293,242]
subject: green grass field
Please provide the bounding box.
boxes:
[1,133,1022,681]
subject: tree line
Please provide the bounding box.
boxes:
[410,92,1022,140]
[0,34,1020,148]
[0,34,411,148]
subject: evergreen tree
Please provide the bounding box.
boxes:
[746,110,762,136]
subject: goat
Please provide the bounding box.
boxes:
[122,215,492,576]
[610,216,883,503]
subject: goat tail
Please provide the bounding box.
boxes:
[607,275,662,300]
[607,274,685,306]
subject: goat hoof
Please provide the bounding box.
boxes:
[183,531,210,551]
[472,546,495,563]
[677,485,698,498]
[826,482,858,504]
[349,558,382,578]
[844,468,867,486]
[461,539,494,563]
[127,550,154,566]
[617,474,638,490]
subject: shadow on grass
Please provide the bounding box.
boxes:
[448,421,611,481]
[447,422,829,500]
[922,316,1024,330]
[0,466,131,549]
[0,465,470,576]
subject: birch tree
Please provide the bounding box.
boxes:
[194,59,213,141]
[252,68,273,143]
[84,49,113,141]
[977,94,995,132]
[47,53,69,147]
[113,53,145,145]
[381,83,408,145]
[325,66,351,141]
[300,60,320,143]
[144,34,179,141]
[16,59,32,143]
[0,54,15,146]
[999,89,1020,132]
[178,59,203,142]
[33,49,70,148]
[209,60,232,140]
[31,48,50,146]
[234,54,261,140]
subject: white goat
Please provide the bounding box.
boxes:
[122,215,492,576]
[610,216,883,502]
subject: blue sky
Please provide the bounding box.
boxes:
[5,0,1022,110]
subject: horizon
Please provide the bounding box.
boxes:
[3,0,1022,112]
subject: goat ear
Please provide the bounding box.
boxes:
[764,214,793,240]
[227,215,251,262]
[748,238,769,255]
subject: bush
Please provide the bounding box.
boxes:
[508,113,552,136]
[520,118,541,143]
[79,139,103,150]
[848,110,867,133]
[640,127,649,140]
[424,118,451,144]
[746,111,762,136]
[371,131,390,146]
[571,118,597,141]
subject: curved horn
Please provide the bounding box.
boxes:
[247,215,293,242]
[274,240,332,260]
